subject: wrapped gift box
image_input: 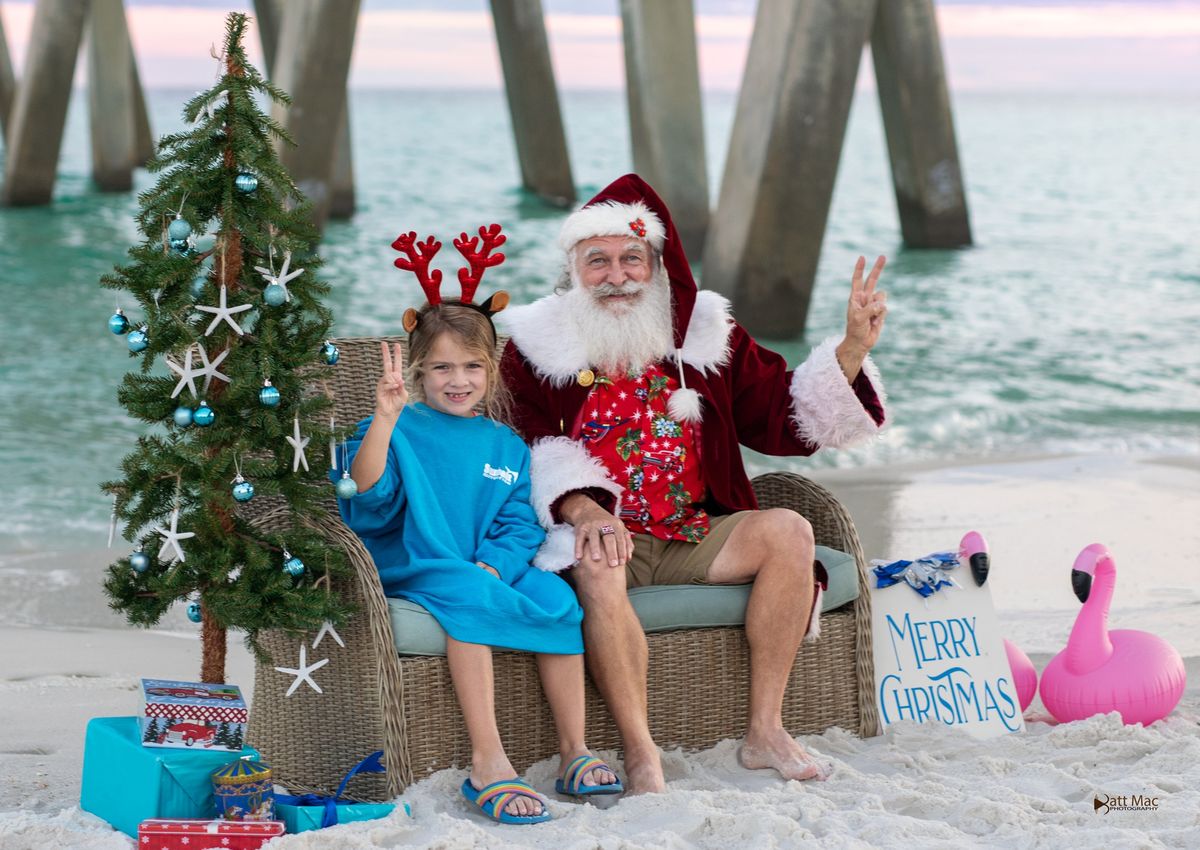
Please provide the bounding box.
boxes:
[275,799,397,833]
[80,716,258,838]
[137,818,284,849]
[140,678,247,752]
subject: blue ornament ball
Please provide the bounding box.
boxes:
[283,553,305,577]
[168,217,192,241]
[259,382,281,407]
[108,310,129,335]
[321,341,340,365]
[191,276,208,299]
[187,601,202,623]
[127,328,149,352]
[173,406,194,427]
[232,476,255,502]
[130,551,151,573]
[263,284,286,307]
[235,172,258,193]
[193,402,215,427]
[335,474,358,500]
[170,237,190,254]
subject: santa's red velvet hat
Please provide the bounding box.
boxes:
[558,174,703,422]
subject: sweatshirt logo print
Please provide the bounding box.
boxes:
[482,463,519,485]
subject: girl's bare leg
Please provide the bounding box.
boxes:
[447,636,541,817]
[536,652,617,788]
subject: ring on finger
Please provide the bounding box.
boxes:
[599,524,616,536]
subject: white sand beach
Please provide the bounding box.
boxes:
[1,453,1198,849]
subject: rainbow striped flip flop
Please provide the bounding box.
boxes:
[554,755,625,797]
[460,777,551,824]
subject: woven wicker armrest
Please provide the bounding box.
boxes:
[246,504,412,800]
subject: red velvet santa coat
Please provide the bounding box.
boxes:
[500,289,887,571]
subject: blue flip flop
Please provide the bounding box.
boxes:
[460,777,551,824]
[554,755,624,796]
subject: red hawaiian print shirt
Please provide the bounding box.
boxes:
[580,363,710,542]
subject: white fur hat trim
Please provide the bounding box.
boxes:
[558,200,666,253]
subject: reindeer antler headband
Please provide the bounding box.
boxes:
[391,223,510,336]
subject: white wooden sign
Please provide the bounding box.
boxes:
[871,566,1024,738]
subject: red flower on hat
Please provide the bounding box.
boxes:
[629,217,647,237]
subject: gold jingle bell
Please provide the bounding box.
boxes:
[577,369,595,388]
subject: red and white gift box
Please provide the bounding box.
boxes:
[136,818,284,849]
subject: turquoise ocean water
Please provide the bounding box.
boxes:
[0,89,1197,558]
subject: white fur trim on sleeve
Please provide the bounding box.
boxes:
[528,437,623,572]
[789,337,887,449]
[532,526,577,573]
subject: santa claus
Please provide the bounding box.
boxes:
[499,174,888,792]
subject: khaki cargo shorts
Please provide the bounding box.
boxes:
[624,512,752,588]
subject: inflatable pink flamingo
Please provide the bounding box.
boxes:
[960,531,1038,711]
[1039,543,1186,725]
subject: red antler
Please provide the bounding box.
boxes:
[453,223,506,304]
[391,232,443,305]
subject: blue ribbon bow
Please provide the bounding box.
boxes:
[275,750,387,828]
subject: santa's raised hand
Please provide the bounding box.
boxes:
[376,340,409,419]
[835,255,888,381]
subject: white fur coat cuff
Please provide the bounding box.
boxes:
[789,337,887,449]
[529,436,623,572]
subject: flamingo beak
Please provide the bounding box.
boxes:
[958,530,989,586]
[1071,569,1092,603]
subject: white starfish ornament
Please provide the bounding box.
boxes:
[196,285,252,336]
[312,620,345,650]
[254,251,305,302]
[166,347,202,399]
[286,415,311,473]
[195,344,231,393]
[153,507,195,564]
[274,644,329,697]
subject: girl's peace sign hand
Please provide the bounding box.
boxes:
[376,341,409,420]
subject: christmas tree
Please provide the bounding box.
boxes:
[102,13,349,683]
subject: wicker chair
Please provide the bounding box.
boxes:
[246,337,879,802]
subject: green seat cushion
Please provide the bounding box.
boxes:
[387,545,859,656]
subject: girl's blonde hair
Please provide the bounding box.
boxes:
[406,302,512,424]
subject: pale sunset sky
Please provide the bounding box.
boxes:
[1,0,1196,93]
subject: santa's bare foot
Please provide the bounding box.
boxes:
[738,727,826,781]
[622,745,666,795]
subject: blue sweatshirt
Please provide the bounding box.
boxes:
[335,403,582,654]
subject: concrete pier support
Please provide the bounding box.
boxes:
[255,0,355,219]
[702,0,876,338]
[88,0,136,191]
[620,0,708,257]
[871,0,971,247]
[269,0,360,229]
[489,0,574,207]
[2,0,91,206]
[0,13,15,140]
[131,57,154,165]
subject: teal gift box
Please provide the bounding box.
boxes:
[81,716,259,838]
[276,800,399,833]
[273,751,402,833]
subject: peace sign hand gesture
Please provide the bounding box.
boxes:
[844,255,888,355]
[834,255,888,382]
[376,341,410,421]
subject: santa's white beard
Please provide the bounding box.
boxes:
[563,266,674,374]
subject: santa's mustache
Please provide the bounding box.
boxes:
[590,281,648,299]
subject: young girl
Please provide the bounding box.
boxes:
[336,302,621,824]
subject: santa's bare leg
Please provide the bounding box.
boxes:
[707,508,823,781]
[571,562,666,794]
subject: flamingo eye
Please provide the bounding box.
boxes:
[1071,569,1092,603]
